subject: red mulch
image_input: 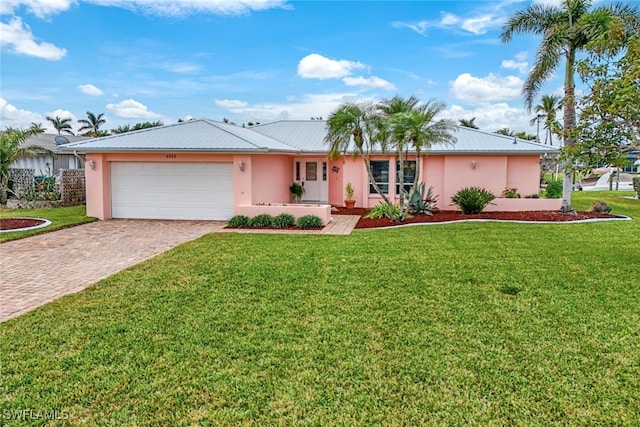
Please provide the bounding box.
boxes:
[0,218,45,231]
[332,207,625,229]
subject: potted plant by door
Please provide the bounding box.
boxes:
[344,182,356,209]
[290,182,305,202]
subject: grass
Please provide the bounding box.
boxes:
[0,205,96,242]
[1,191,639,425]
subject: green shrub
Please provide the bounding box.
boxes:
[545,178,563,199]
[272,213,295,229]
[501,187,520,198]
[227,215,250,228]
[296,215,323,229]
[365,202,402,220]
[633,176,640,198]
[408,183,439,214]
[249,214,274,228]
[451,187,496,214]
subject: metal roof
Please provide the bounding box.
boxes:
[21,134,91,152]
[60,118,559,154]
[61,119,298,153]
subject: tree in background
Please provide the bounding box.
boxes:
[459,117,479,129]
[532,95,563,145]
[46,116,75,135]
[0,125,47,203]
[501,0,640,211]
[78,111,108,137]
[111,121,163,134]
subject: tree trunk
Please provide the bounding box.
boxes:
[560,48,577,213]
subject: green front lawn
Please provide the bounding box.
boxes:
[0,205,96,242]
[1,192,639,425]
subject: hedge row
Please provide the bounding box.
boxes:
[228,213,323,230]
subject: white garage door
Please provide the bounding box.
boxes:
[110,162,234,220]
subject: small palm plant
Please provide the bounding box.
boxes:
[451,187,495,214]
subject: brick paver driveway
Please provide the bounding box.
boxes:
[0,220,225,322]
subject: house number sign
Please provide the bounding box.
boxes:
[166,154,177,159]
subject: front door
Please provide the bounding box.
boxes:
[294,159,328,202]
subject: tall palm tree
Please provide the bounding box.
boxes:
[459,117,479,129]
[325,102,390,203]
[78,111,107,137]
[532,95,563,145]
[501,0,640,211]
[0,125,48,203]
[46,115,75,135]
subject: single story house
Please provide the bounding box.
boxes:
[13,134,90,174]
[61,119,559,223]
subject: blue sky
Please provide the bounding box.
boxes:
[1,0,572,136]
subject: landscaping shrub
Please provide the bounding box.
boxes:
[545,178,563,199]
[227,215,250,228]
[408,183,439,214]
[249,214,274,228]
[501,187,520,198]
[365,202,403,220]
[296,215,323,229]
[633,176,640,199]
[272,213,295,229]
[451,187,496,214]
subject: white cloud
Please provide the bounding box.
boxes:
[297,53,366,79]
[215,92,372,122]
[83,0,290,17]
[215,99,248,109]
[440,12,459,26]
[531,0,565,7]
[440,103,536,135]
[0,17,66,61]
[0,97,43,128]
[78,84,104,96]
[0,0,74,18]
[106,99,163,119]
[342,76,396,91]
[501,51,529,74]
[460,14,504,35]
[450,73,524,104]
[391,20,429,35]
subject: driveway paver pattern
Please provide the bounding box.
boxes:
[0,220,225,322]
[0,215,358,322]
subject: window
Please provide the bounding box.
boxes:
[295,161,300,181]
[396,160,416,194]
[322,162,327,181]
[306,162,317,181]
[369,160,389,194]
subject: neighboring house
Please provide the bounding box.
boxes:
[12,134,90,175]
[61,119,559,222]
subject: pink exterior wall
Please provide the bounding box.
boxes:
[250,155,292,204]
[328,158,344,206]
[506,156,541,198]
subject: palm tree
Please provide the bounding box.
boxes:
[78,111,107,137]
[0,124,47,203]
[495,128,516,137]
[46,115,75,135]
[501,0,640,211]
[532,95,563,145]
[381,97,456,213]
[325,102,390,203]
[459,117,479,129]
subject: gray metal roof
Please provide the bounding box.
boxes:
[61,119,298,153]
[430,126,558,154]
[251,120,329,152]
[22,134,91,153]
[60,118,558,155]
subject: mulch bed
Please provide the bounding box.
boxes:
[332,207,626,229]
[0,218,46,231]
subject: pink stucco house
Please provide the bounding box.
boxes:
[62,119,560,224]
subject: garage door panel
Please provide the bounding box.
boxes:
[110,162,234,220]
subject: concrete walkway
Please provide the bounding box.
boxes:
[0,215,359,322]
